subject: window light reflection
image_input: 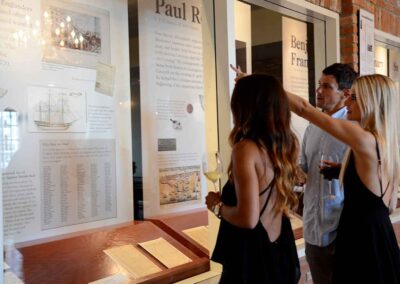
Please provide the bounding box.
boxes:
[1,108,20,169]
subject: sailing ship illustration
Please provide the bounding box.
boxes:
[33,90,81,130]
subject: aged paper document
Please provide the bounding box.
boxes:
[104,245,161,279]
[182,226,209,250]
[89,273,130,284]
[4,262,10,270]
[95,62,116,96]
[4,271,24,284]
[138,238,192,268]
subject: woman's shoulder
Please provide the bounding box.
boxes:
[352,130,378,157]
[232,139,260,155]
[232,139,266,163]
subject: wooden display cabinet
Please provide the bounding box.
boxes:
[10,221,209,284]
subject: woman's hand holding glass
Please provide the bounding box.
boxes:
[205,191,221,211]
[319,154,340,200]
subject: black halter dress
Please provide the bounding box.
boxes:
[333,143,400,283]
[211,179,300,284]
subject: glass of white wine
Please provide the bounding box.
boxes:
[202,152,223,193]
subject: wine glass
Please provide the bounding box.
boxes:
[320,154,339,200]
[295,156,306,194]
[202,152,223,193]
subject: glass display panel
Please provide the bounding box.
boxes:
[131,0,217,218]
[0,0,133,244]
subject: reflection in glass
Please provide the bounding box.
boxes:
[1,108,19,169]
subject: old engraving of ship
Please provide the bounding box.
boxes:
[34,90,80,130]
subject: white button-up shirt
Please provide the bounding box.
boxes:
[300,107,348,247]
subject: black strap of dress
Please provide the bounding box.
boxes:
[375,137,390,198]
[259,177,275,217]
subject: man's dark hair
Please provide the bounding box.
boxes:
[322,63,358,90]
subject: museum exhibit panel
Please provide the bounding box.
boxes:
[0,0,216,282]
[0,0,137,282]
[1,0,133,244]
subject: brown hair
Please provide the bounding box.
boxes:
[229,74,299,216]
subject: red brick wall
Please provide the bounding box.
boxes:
[305,0,341,12]
[306,0,400,72]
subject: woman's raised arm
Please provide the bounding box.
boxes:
[286,91,371,154]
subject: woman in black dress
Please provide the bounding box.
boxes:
[288,74,400,283]
[206,74,301,283]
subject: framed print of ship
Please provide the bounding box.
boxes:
[41,0,111,69]
[28,85,87,132]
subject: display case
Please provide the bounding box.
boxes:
[11,221,209,284]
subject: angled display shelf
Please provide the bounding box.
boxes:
[147,208,210,256]
[11,221,209,284]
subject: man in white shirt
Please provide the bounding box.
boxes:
[300,63,357,284]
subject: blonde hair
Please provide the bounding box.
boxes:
[339,74,400,185]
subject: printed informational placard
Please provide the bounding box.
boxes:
[138,0,206,217]
[359,9,375,75]
[40,139,117,229]
[0,0,133,243]
[374,45,388,76]
[282,16,309,141]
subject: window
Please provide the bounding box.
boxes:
[1,108,19,169]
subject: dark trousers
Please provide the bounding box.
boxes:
[305,241,335,284]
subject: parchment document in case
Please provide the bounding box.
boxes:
[95,62,116,96]
[89,273,130,284]
[4,262,10,270]
[4,271,24,284]
[104,245,162,279]
[182,226,209,250]
[138,237,192,268]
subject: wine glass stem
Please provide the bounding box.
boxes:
[329,180,333,196]
[213,182,218,193]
